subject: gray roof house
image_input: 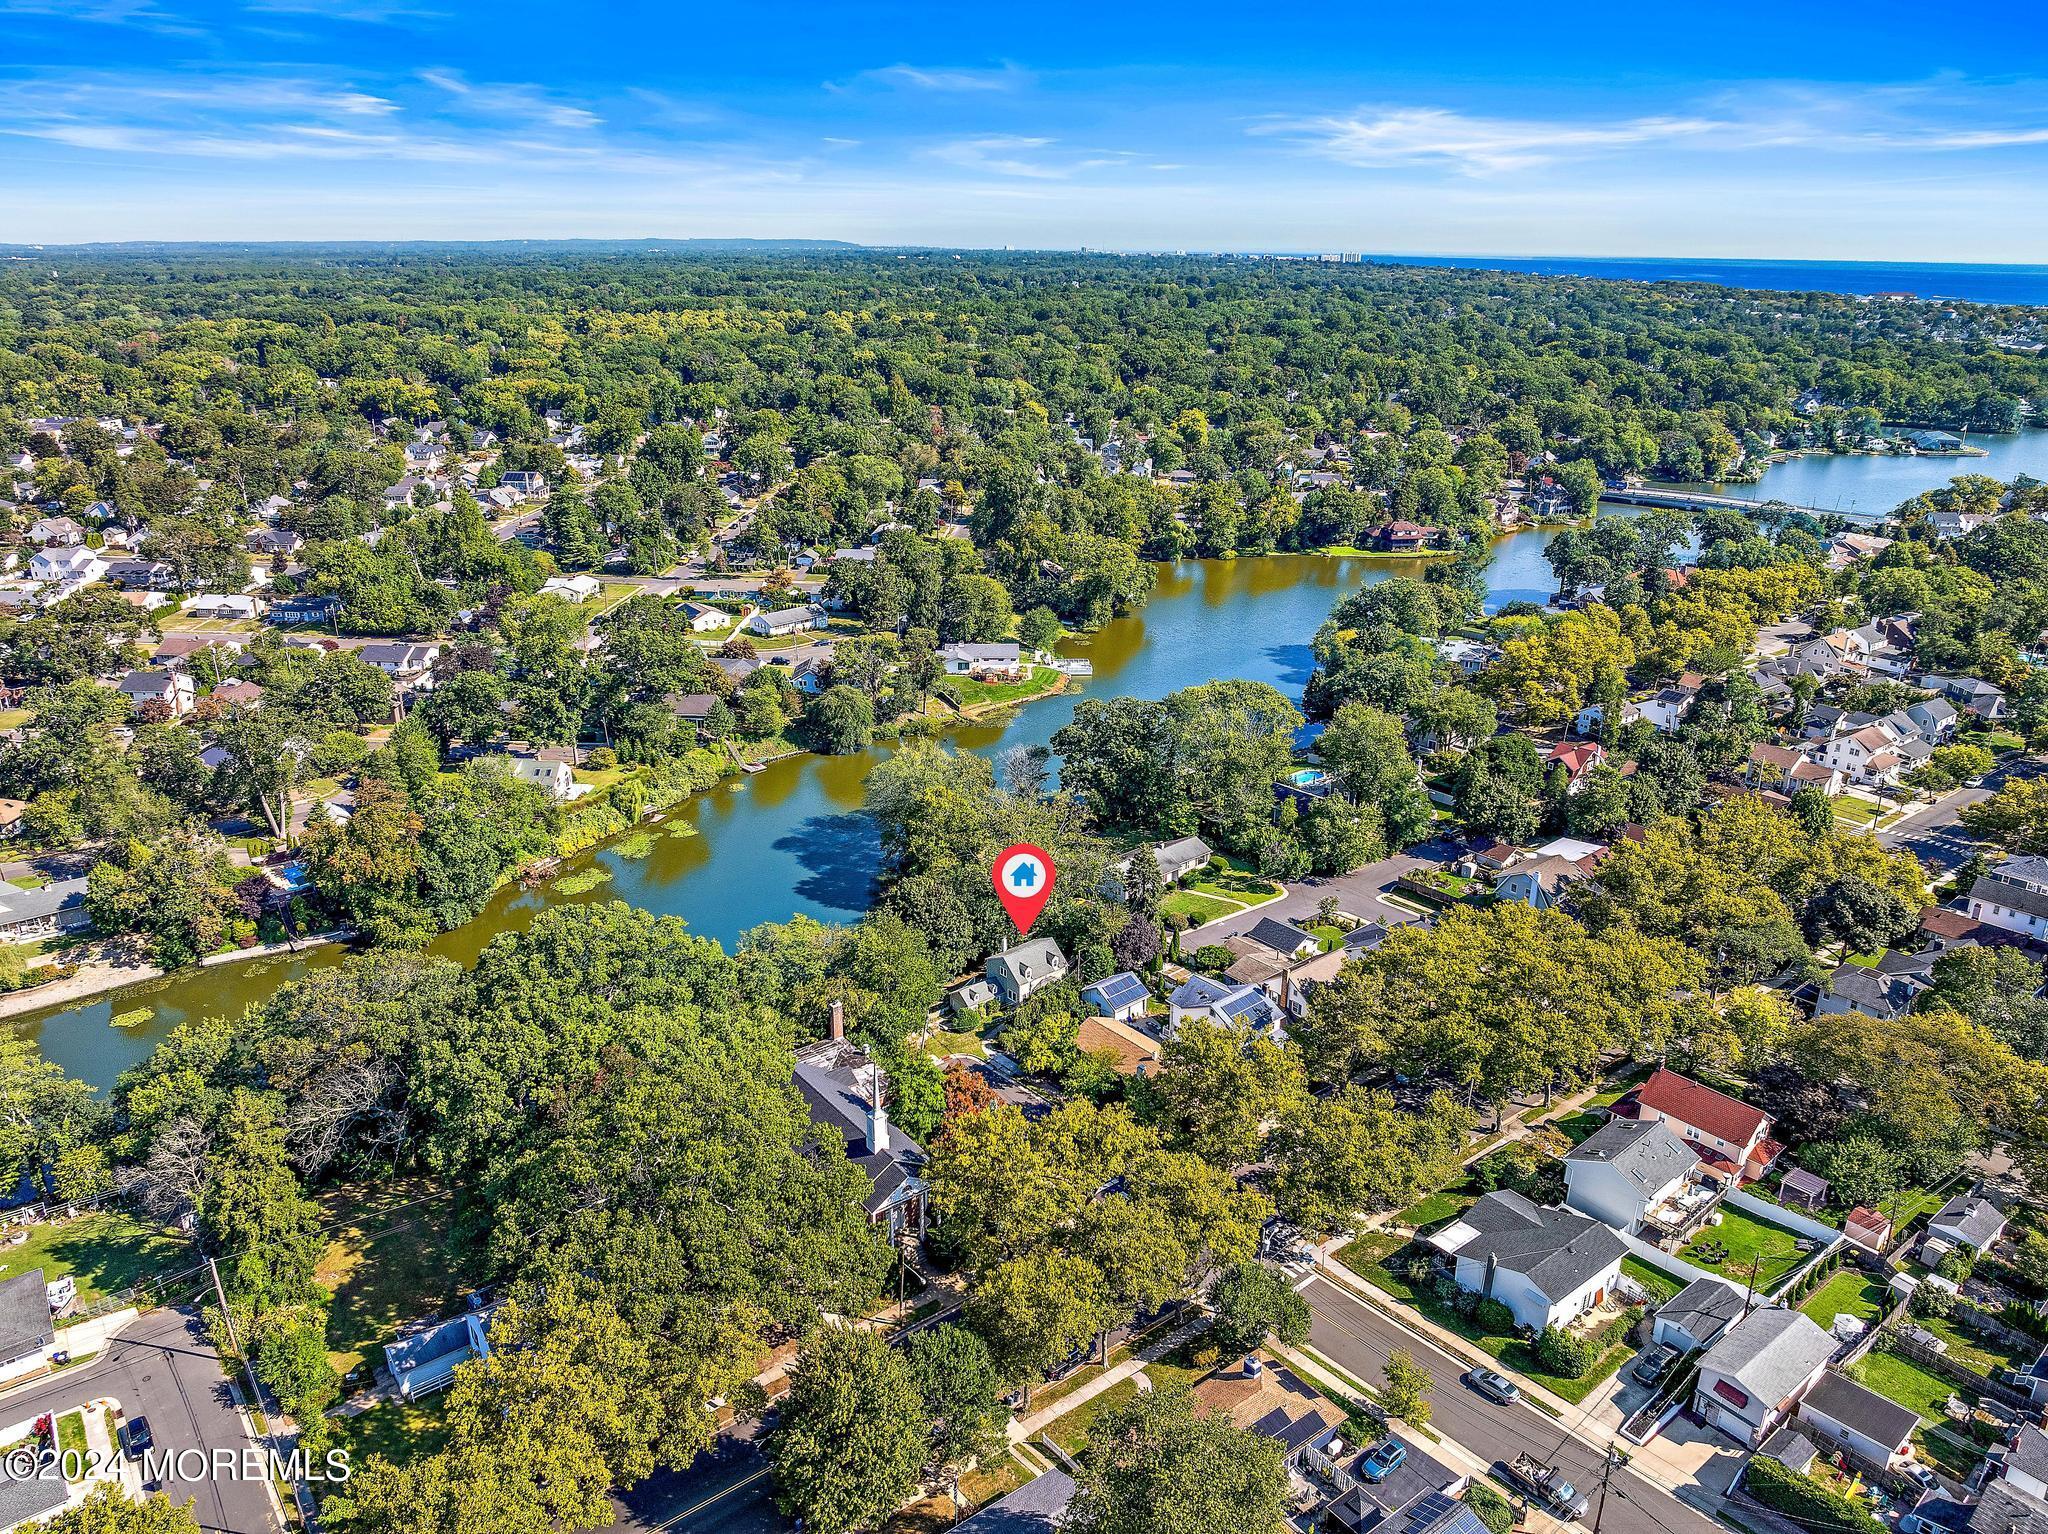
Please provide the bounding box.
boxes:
[1797,1370,1921,1469]
[0,1270,54,1380]
[950,1470,1077,1534]
[1692,1307,1836,1446]
[793,1029,928,1239]
[984,938,1069,1007]
[1242,916,1319,958]
[1652,1277,1746,1353]
[1929,1192,2007,1254]
[1080,971,1149,1023]
[0,877,90,944]
[385,1307,495,1400]
[0,1453,67,1530]
[1427,1190,1628,1333]
[1817,965,1928,1023]
[1562,1118,1701,1234]
[1151,835,1212,883]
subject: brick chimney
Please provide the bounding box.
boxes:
[829,998,844,1042]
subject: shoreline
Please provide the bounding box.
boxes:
[0,929,349,1025]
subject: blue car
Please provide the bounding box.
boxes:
[1359,1438,1407,1481]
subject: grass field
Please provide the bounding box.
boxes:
[1680,1206,1812,1288]
[329,1397,451,1473]
[1621,1256,1684,1304]
[0,1209,191,1305]
[1850,1347,1970,1424]
[1799,1271,1888,1330]
[314,1178,477,1384]
[1161,890,1238,924]
[939,665,1063,711]
[55,1411,84,1477]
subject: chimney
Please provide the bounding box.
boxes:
[829,998,844,1042]
[1244,1356,1263,1377]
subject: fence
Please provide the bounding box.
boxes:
[1879,1326,2030,1410]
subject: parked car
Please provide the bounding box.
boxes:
[1465,1367,1522,1405]
[122,1417,153,1459]
[1904,1463,1941,1490]
[1630,1344,1679,1386]
[1359,1439,1407,1481]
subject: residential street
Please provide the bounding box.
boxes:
[1877,757,2038,872]
[1,1308,277,1534]
[1299,1276,1729,1534]
[605,1419,788,1534]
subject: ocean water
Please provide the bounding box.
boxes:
[1361,254,2048,308]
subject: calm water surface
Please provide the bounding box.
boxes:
[20,435,2048,1086]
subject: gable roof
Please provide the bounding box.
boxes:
[1637,1067,1772,1147]
[1973,1480,2048,1534]
[0,1270,52,1363]
[1431,1190,1627,1303]
[986,938,1067,989]
[791,1038,927,1216]
[1081,971,1148,1012]
[1656,1277,1745,1341]
[1932,1193,2006,1249]
[1074,1016,1161,1076]
[1801,1370,1919,1452]
[1699,1307,1834,1405]
[950,1471,1077,1534]
[1565,1117,1699,1195]
[1243,915,1316,955]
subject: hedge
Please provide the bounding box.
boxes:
[1743,1451,1883,1534]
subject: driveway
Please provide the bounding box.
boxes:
[1186,837,1457,947]
[0,1308,277,1533]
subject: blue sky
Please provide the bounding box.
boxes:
[5,0,2048,260]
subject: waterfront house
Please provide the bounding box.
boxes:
[0,877,90,944]
[1426,1190,1626,1334]
[938,642,1025,679]
[1375,520,1433,553]
[1691,1307,1835,1447]
[984,938,1069,1007]
[506,747,577,801]
[1632,1067,1780,1184]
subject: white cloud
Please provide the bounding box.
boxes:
[927,136,1140,180]
[418,67,600,129]
[832,62,1031,94]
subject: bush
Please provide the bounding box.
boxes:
[1465,1484,1517,1534]
[1911,1283,1955,1319]
[1532,1324,1600,1379]
[1743,1450,1883,1534]
[1475,1298,1518,1336]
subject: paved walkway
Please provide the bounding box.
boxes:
[1008,1316,1208,1444]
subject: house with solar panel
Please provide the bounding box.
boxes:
[1080,971,1149,1024]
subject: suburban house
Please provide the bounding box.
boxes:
[541,573,601,602]
[385,1306,497,1400]
[0,878,91,943]
[1241,916,1318,959]
[357,642,441,680]
[27,516,82,547]
[1190,1353,1345,1469]
[270,594,341,625]
[1493,853,1590,912]
[0,800,26,840]
[1627,685,1696,734]
[681,601,729,632]
[1966,856,2048,941]
[1926,1191,2007,1256]
[0,1270,55,1387]
[1816,965,1929,1023]
[187,593,262,622]
[1151,835,1212,883]
[1650,1277,1746,1354]
[1631,1067,1781,1184]
[1080,971,1149,1024]
[793,1017,928,1240]
[1692,1307,1835,1446]
[938,642,1026,680]
[1426,1190,1627,1333]
[1925,675,2008,721]
[1815,723,1908,787]
[1165,974,1287,1042]
[949,1470,1077,1534]
[506,747,577,801]
[984,938,1070,1007]
[211,680,264,708]
[1544,740,1606,790]
[1796,1371,1921,1471]
[1746,741,1844,797]
[947,979,996,1017]
[498,471,545,498]
[1562,1117,1702,1234]
[28,544,104,587]
[247,528,304,556]
[1375,520,1433,553]
[746,603,827,638]
[1073,1016,1163,1079]
[118,669,196,717]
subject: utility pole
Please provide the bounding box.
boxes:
[1740,1255,1764,1319]
[1590,1443,1622,1534]
[210,1257,310,1525]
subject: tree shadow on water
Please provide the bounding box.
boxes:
[773,812,882,913]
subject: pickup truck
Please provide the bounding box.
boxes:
[1505,1452,1590,1522]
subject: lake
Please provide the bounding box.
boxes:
[17,432,2048,1088]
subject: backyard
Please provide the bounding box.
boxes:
[1679,1205,1814,1290]
[0,1207,192,1307]
[1849,1346,1970,1424]
[315,1177,480,1385]
[328,1397,451,1474]
[1798,1271,1889,1331]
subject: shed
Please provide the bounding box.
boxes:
[1779,1168,1831,1212]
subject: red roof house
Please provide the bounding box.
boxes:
[1633,1067,1779,1184]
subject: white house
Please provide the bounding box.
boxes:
[185,593,262,621]
[984,938,1069,1007]
[1080,971,1150,1025]
[357,642,441,680]
[1627,686,1695,733]
[28,545,103,587]
[746,604,827,638]
[939,642,1026,679]
[1165,974,1288,1042]
[1796,1371,1920,1470]
[117,669,195,717]
[542,574,602,602]
[386,1307,497,1401]
[1427,1191,1627,1334]
[506,749,576,801]
[1815,723,1907,787]
[1562,1117,1701,1234]
[1692,1307,1835,1446]
[1967,856,2048,941]
[27,517,82,547]
[1927,1191,2007,1255]
[681,601,729,632]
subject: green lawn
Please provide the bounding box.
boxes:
[54,1411,84,1478]
[1397,1188,1476,1233]
[1849,1347,1971,1425]
[1161,890,1237,925]
[1622,1256,1684,1304]
[1547,1110,1607,1146]
[923,1029,987,1059]
[1680,1206,1812,1289]
[1310,924,1345,951]
[1913,1311,2036,1379]
[314,1178,479,1384]
[939,665,1063,711]
[1799,1271,1888,1330]
[0,1209,191,1305]
[327,1398,451,1476]
[1045,1377,1142,1454]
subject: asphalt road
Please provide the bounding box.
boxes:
[1301,1276,1722,1534]
[1877,757,2038,872]
[606,1420,790,1534]
[1,1308,277,1534]
[1187,836,1460,946]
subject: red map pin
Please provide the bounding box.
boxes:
[992,843,1056,936]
